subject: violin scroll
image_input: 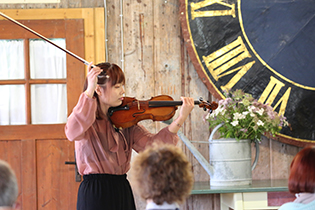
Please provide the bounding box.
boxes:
[198,97,218,113]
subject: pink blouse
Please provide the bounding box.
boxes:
[65,93,179,175]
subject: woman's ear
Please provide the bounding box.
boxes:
[95,85,101,96]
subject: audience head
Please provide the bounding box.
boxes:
[288,146,315,194]
[130,143,193,205]
[0,160,18,209]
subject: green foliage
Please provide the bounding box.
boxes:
[206,89,289,142]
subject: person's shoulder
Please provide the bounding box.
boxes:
[306,199,315,209]
[279,200,315,210]
[278,202,301,210]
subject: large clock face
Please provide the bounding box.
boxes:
[180,0,315,146]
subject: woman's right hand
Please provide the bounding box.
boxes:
[85,62,103,98]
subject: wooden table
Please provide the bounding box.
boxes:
[191,179,294,210]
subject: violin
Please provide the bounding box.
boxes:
[108,95,218,129]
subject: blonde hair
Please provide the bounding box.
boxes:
[130,143,193,205]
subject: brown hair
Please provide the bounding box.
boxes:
[288,146,315,194]
[130,143,193,205]
[83,62,125,119]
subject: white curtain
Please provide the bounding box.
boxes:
[30,39,67,124]
[0,40,26,125]
[30,39,66,79]
[31,84,67,124]
[0,40,24,80]
[0,85,26,125]
[0,39,67,125]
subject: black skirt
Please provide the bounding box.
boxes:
[77,173,136,210]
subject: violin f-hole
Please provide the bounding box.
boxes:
[132,109,146,118]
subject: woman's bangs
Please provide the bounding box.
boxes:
[95,62,125,86]
[110,65,125,86]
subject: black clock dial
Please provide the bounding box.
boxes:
[180,0,315,146]
[241,0,315,87]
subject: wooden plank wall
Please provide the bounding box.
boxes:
[0,1,301,210]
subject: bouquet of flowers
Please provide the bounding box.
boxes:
[206,89,288,142]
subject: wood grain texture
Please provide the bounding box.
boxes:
[37,140,79,210]
[0,1,303,210]
[0,8,96,210]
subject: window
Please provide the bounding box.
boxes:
[0,38,67,125]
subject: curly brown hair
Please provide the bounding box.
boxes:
[130,143,193,205]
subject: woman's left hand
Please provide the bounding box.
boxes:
[178,97,195,121]
[168,97,194,133]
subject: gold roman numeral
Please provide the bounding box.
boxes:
[203,36,255,90]
[190,0,236,19]
[258,76,291,116]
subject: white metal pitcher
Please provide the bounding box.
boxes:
[177,123,259,186]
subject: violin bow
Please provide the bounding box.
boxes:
[0,12,92,67]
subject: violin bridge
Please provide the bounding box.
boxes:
[137,101,140,110]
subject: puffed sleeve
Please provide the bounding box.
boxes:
[126,124,179,153]
[65,93,97,141]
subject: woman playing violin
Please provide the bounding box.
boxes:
[65,62,194,210]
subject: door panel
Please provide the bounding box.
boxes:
[37,140,78,209]
[0,19,84,210]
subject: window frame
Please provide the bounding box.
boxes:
[0,8,105,140]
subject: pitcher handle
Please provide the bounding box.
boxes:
[252,140,259,171]
[209,123,259,171]
[209,123,224,141]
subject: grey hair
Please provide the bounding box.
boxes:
[0,160,18,207]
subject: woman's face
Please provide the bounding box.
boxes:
[97,82,125,108]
